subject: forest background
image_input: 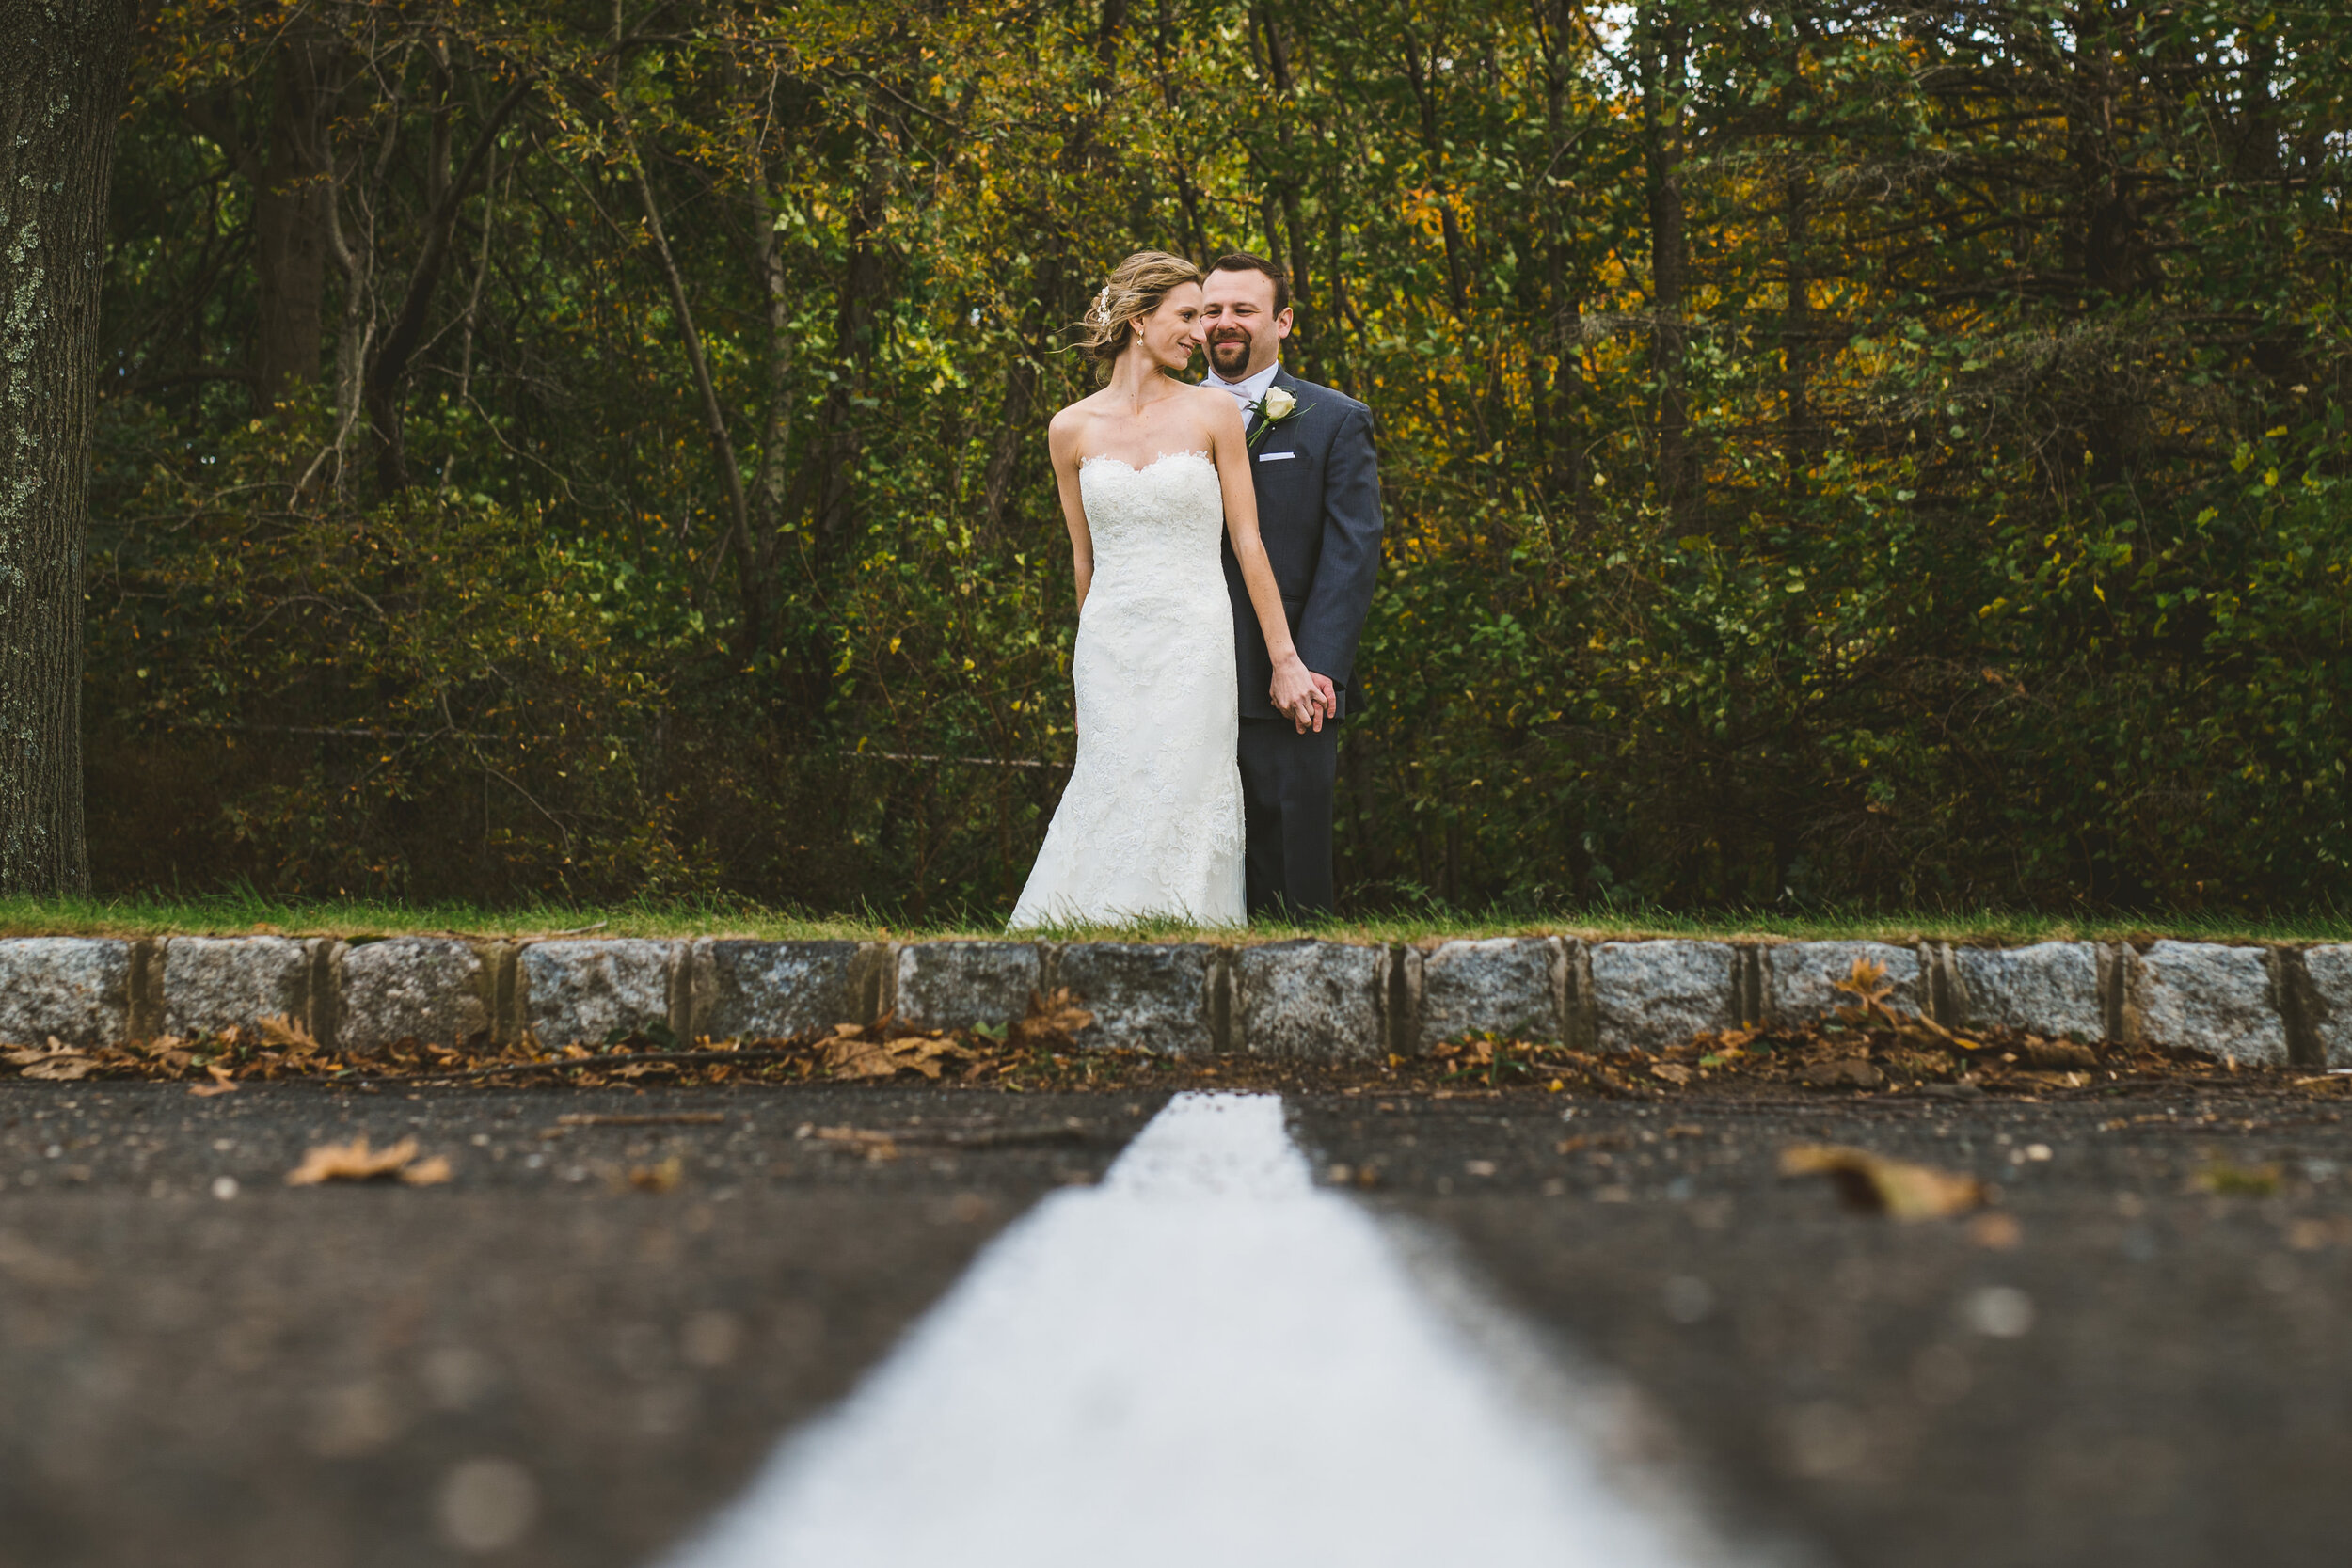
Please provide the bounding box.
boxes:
[75,0,2352,922]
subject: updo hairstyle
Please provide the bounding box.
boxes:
[1075,250,1203,369]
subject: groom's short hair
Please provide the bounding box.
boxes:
[1207,251,1289,316]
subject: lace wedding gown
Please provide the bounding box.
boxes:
[1009,451,1246,928]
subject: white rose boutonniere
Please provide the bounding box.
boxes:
[1248,384,1311,447]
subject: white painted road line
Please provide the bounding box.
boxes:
[661,1092,1755,1568]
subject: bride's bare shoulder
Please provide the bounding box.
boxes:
[1183,382,1246,432]
[1047,391,1109,446]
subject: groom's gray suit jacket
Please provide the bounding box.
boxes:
[1218,367,1384,720]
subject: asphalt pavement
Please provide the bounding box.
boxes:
[1291,1088,2352,1568]
[4,1078,2347,1566]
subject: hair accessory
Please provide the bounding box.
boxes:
[1092,285,1112,325]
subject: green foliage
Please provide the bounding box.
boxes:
[85,1,2352,915]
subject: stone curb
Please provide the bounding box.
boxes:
[0,935,2334,1063]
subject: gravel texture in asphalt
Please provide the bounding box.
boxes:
[0,1082,1161,1568]
[1289,1087,2352,1568]
[5,1079,2349,1567]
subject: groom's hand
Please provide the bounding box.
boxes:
[1284,672,1339,735]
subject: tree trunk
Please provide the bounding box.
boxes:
[1782,171,1815,483]
[1256,5,1314,380]
[363,72,533,493]
[626,135,760,650]
[982,1,1126,530]
[0,0,142,895]
[1534,0,1586,513]
[815,152,893,542]
[252,20,338,410]
[746,158,795,583]
[1400,40,1470,317]
[1641,13,1692,529]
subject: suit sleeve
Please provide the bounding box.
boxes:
[1295,402,1383,688]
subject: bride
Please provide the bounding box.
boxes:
[1008,251,1322,929]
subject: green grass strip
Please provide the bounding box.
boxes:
[4,893,2350,947]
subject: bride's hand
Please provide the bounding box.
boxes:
[1270,653,1325,734]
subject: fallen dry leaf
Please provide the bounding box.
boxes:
[2019,1039,2098,1071]
[1780,1143,1988,1219]
[403,1155,453,1185]
[628,1157,683,1193]
[1968,1212,2024,1250]
[1008,988,1095,1052]
[817,1027,974,1083]
[256,1013,322,1053]
[188,1064,240,1097]
[1832,955,1897,1017]
[800,1123,901,1162]
[1799,1059,1884,1090]
[19,1055,96,1082]
[286,1137,452,1187]
[819,1034,904,1082]
[6,1039,97,1082]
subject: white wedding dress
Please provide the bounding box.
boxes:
[1009,451,1246,928]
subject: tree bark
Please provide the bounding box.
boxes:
[628,136,760,651]
[814,148,893,543]
[746,156,795,587]
[1400,39,1470,317]
[1533,0,1587,513]
[252,19,338,410]
[980,0,1126,531]
[0,0,143,895]
[1255,5,1314,380]
[1782,171,1815,483]
[1640,11,1692,529]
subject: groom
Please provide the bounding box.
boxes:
[1201,252,1383,919]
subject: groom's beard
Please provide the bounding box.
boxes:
[1207,332,1254,378]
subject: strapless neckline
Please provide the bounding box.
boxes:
[1079,449,1211,476]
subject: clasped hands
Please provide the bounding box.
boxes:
[1270,657,1338,735]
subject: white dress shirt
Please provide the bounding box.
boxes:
[1202,358,1282,412]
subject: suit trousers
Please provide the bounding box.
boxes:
[1237,716,1340,918]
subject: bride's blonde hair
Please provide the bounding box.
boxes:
[1075,250,1202,370]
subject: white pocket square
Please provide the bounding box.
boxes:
[1258,451,1297,463]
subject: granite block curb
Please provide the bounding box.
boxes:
[0,938,132,1049]
[1944,942,2105,1040]
[520,940,687,1049]
[2119,940,2291,1064]
[1589,941,1744,1053]
[1234,940,1391,1060]
[896,942,1041,1033]
[0,931,2329,1064]
[336,938,496,1055]
[1416,937,1570,1051]
[1051,942,1226,1055]
[691,940,892,1039]
[2296,945,2352,1068]
[160,936,326,1040]
[1765,941,1928,1024]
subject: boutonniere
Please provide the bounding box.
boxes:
[1247,385,1311,447]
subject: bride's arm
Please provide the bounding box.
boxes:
[1208,397,1323,730]
[1047,412,1095,610]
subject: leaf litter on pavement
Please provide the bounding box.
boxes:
[1778,1144,1989,1219]
[286,1136,453,1187]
